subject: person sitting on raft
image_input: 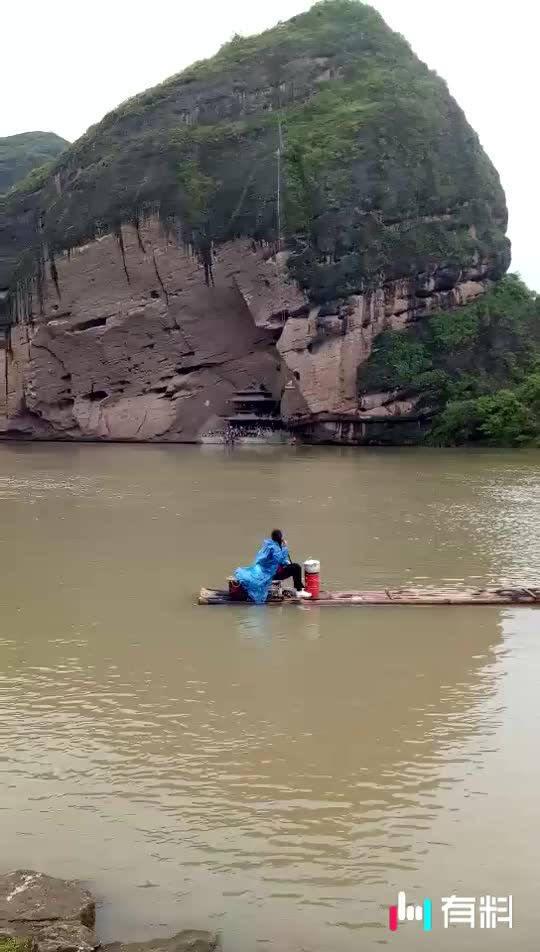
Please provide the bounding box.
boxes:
[234,529,312,604]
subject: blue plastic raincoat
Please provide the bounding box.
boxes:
[234,539,290,604]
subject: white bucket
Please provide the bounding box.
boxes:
[304,558,320,575]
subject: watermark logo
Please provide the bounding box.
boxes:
[389,891,512,931]
[389,891,432,932]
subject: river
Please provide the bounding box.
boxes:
[1,444,539,951]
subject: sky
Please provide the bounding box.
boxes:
[1,0,538,288]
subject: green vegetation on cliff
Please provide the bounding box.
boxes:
[0,131,68,194]
[0,939,32,952]
[0,0,508,306]
[358,276,540,445]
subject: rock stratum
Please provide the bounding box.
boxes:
[0,0,510,443]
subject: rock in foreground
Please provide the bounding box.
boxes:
[0,870,96,952]
[0,872,219,952]
[0,870,95,926]
[104,932,219,952]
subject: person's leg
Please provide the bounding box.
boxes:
[274,563,304,590]
[290,563,304,590]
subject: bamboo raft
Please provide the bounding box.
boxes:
[198,586,540,606]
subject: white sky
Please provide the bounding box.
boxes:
[1,0,538,288]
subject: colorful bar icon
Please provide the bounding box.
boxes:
[389,891,432,931]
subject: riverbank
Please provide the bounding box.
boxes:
[0,871,218,952]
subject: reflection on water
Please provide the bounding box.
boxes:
[0,446,540,951]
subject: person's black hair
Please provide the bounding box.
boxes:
[271,529,283,546]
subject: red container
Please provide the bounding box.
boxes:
[304,559,320,599]
[305,572,320,598]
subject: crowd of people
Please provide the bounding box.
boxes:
[201,426,294,444]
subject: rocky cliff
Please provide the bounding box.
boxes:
[0,0,510,442]
[0,132,69,194]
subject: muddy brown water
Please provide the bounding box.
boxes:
[1,444,540,951]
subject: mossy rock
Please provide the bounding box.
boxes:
[0,132,68,194]
[0,0,509,308]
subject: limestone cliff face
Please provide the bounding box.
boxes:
[0,0,511,442]
[0,221,284,439]
[0,217,492,440]
[277,265,491,422]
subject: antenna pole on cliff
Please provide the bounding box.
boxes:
[275,115,285,321]
[277,116,283,249]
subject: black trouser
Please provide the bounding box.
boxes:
[274,562,304,590]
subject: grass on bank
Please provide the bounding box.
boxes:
[0,938,32,952]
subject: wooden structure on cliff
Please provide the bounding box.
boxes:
[199,385,289,445]
[225,386,285,437]
[289,411,434,445]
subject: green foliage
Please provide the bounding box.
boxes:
[428,307,480,350]
[0,131,68,193]
[476,391,537,445]
[430,399,483,445]
[517,372,540,415]
[0,0,509,302]
[359,275,540,446]
[359,332,431,391]
[8,160,55,198]
[432,389,539,447]
[177,159,216,229]
[0,938,32,952]
[283,85,376,233]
